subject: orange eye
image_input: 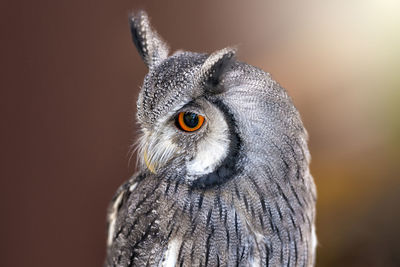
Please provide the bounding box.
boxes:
[177,112,205,132]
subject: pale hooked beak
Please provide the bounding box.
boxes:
[139,128,178,174]
[144,148,156,174]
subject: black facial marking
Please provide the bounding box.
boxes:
[191,99,242,189]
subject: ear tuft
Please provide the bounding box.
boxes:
[129,11,169,69]
[199,47,236,94]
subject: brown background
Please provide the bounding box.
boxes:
[1,0,399,266]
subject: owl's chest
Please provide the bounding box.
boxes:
[107,176,313,267]
[110,187,261,265]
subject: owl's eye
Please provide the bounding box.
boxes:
[176,112,205,132]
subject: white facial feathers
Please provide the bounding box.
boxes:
[137,100,230,177]
[186,104,230,176]
[138,127,178,174]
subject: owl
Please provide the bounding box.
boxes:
[105,11,317,267]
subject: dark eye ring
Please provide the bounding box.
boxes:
[176,112,205,132]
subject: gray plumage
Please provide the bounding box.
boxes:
[105,10,317,267]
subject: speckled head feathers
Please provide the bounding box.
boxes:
[130,11,236,126]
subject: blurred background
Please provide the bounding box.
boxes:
[1,0,399,266]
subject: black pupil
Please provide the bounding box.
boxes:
[183,112,199,128]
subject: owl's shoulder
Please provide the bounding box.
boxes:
[106,173,142,246]
[105,172,169,266]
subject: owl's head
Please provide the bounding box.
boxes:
[130,11,308,189]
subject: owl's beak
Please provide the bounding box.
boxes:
[140,128,178,174]
[144,149,157,174]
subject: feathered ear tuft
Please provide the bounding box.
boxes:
[129,11,170,69]
[199,47,236,94]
